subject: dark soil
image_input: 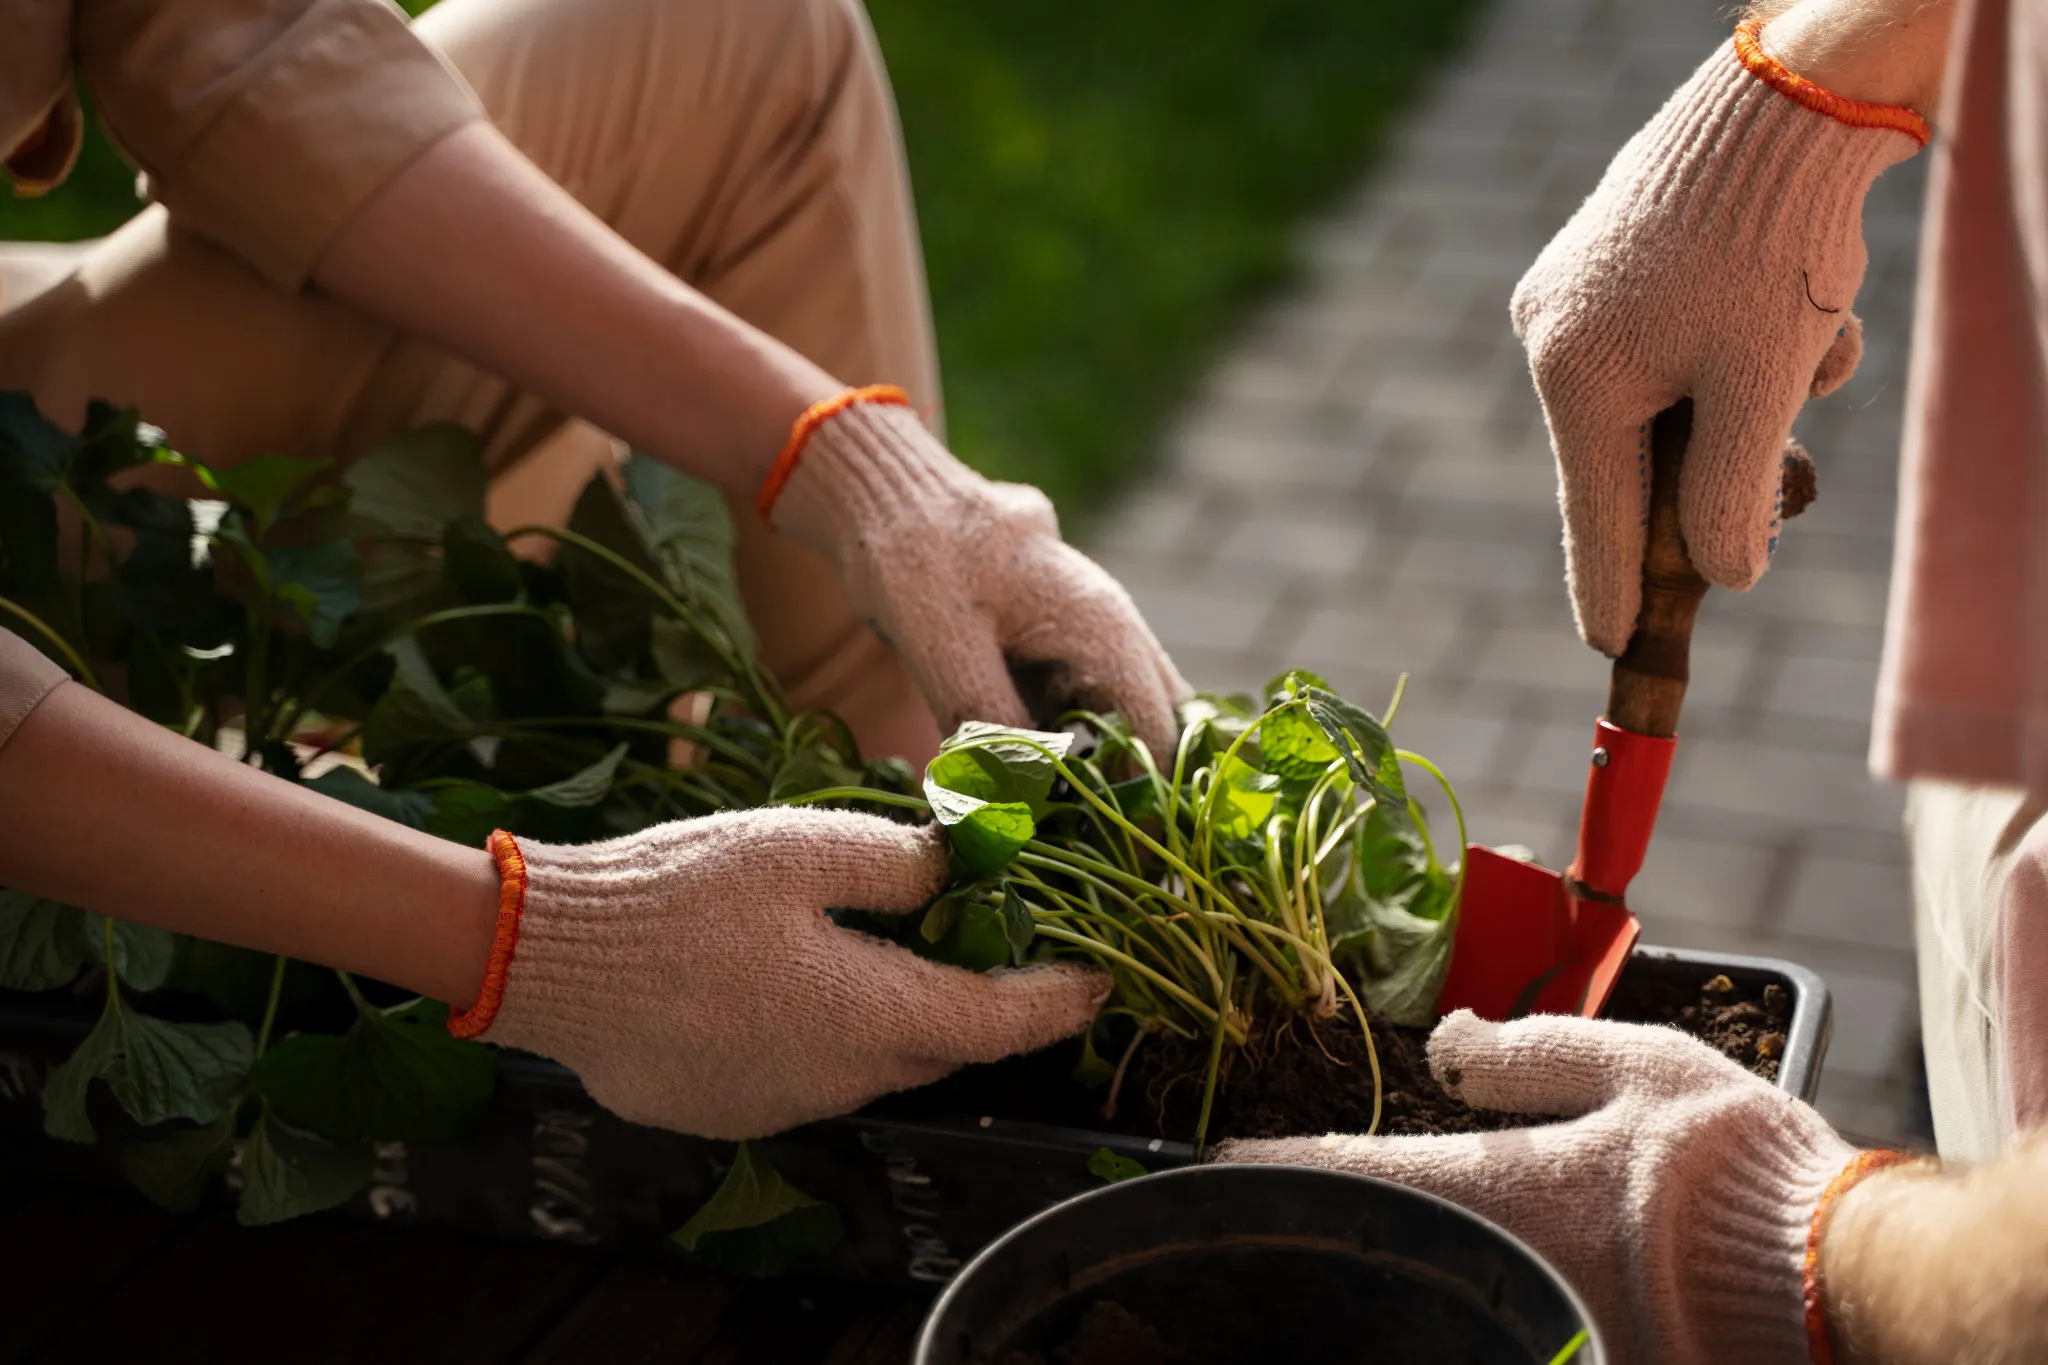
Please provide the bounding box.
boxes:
[890,970,1793,1143]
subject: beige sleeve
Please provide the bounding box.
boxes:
[72,0,485,291]
[0,628,70,755]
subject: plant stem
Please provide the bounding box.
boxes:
[1546,1330,1590,1365]
[1191,956,1237,1159]
[0,595,102,690]
[335,969,375,1017]
[775,786,931,814]
[1030,923,1227,1031]
[254,954,289,1056]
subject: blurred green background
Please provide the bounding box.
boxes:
[0,0,1480,521]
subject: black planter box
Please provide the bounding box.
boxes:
[0,943,1828,1287]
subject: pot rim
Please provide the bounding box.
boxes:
[911,1160,1603,1365]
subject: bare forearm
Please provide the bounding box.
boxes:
[0,684,499,1005]
[1754,0,1957,111]
[1822,1133,2048,1364]
[312,123,839,494]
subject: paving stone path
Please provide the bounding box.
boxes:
[1084,0,1932,1142]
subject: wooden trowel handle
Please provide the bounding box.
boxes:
[1606,401,1707,739]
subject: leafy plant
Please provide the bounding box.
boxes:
[0,388,1463,1238]
[801,674,1464,1153]
[0,392,910,1227]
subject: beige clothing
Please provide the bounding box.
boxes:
[2,0,483,291]
[0,0,945,761]
[1874,0,2048,1155]
[1905,780,2048,1161]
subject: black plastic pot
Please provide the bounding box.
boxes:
[914,1164,1601,1365]
[0,943,1827,1287]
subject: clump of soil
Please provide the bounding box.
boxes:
[1001,1302,1173,1365]
[888,970,1794,1143]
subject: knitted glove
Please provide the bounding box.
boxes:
[764,390,1190,760]
[451,809,1108,1140]
[1512,20,1926,654]
[1213,1011,1906,1365]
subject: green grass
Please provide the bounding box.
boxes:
[2,1,1483,518]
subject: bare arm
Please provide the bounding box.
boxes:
[311,122,840,494]
[0,682,499,1006]
[1753,0,1957,111]
[1822,1132,2048,1364]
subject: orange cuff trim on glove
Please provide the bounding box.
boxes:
[448,829,528,1040]
[755,384,912,524]
[1734,18,1930,147]
[1803,1148,1916,1364]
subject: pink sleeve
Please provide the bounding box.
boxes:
[0,627,69,754]
[1998,825,2048,1139]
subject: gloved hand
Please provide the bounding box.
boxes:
[1512,19,1926,654]
[451,808,1108,1139]
[764,389,1190,760]
[1212,1011,1906,1365]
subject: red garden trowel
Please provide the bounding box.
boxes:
[1435,401,1811,1021]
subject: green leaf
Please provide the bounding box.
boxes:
[527,742,629,808]
[1339,796,1459,1027]
[267,541,363,648]
[0,392,72,593]
[922,897,1012,972]
[1305,688,1398,802]
[1260,701,1338,783]
[768,747,827,803]
[343,424,487,542]
[1209,752,1279,842]
[621,457,756,660]
[562,474,665,674]
[82,915,177,992]
[425,782,518,847]
[931,721,1072,813]
[121,1112,237,1212]
[196,453,329,534]
[251,998,496,1143]
[441,516,524,604]
[648,612,723,692]
[237,1108,373,1226]
[671,1141,844,1276]
[923,787,1035,875]
[1072,1019,1116,1089]
[44,1006,253,1142]
[0,891,89,990]
[997,882,1035,965]
[1087,1147,1148,1184]
[918,891,959,944]
[306,767,435,829]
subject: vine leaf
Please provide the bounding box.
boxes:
[1087,1147,1147,1184]
[43,1006,252,1142]
[671,1141,843,1277]
[82,914,178,992]
[0,890,89,991]
[237,1107,373,1226]
[121,1111,237,1212]
[527,743,630,810]
[305,767,435,830]
[250,998,495,1144]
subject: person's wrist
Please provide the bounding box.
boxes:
[445,831,527,1038]
[1758,0,1953,114]
[764,393,986,553]
[1814,1154,1941,1365]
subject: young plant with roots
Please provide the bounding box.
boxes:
[794,671,1467,1155]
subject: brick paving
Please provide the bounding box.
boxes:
[1085,0,1932,1143]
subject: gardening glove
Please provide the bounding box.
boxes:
[450,808,1108,1140]
[763,388,1190,760]
[1512,19,1927,654]
[1213,1011,1910,1365]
